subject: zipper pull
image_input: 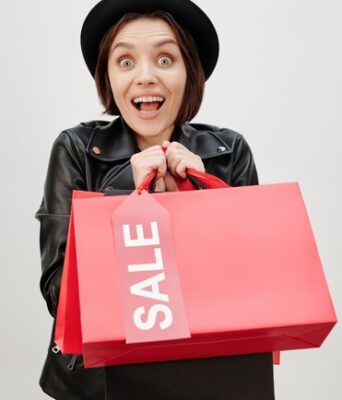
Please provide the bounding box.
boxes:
[67,354,79,371]
[51,345,61,354]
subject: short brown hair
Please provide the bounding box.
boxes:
[94,11,205,126]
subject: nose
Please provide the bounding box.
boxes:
[133,61,158,86]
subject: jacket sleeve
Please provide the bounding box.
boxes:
[230,134,259,186]
[35,131,86,318]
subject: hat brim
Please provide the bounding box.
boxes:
[80,0,219,80]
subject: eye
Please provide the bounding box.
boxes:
[158,56,173,66]
[118,58,133,68]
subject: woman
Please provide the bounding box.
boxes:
[36,0,275,399]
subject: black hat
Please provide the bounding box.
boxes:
[80,0,219,80]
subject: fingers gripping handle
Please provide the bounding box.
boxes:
[136,146,229,194]
[136,168,229,194]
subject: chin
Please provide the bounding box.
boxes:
[129,119,173,140]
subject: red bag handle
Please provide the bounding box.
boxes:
[136,167,230,194]
[136,146,230,193]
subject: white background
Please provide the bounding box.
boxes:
[0,0,341,398]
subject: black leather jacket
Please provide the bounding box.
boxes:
[35,117,273,400]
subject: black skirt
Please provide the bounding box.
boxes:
[105,352,275,400]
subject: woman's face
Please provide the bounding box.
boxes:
[107,17,187,148]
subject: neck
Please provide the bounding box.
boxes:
[135,126,175,151]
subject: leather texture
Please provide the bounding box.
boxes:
[35,117,274,399]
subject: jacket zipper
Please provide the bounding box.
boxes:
[51,344,79,371]
[67,354,79,371]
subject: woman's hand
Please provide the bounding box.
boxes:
[130,141,205,192]
[130,145,167,192]
[162,140,205,179]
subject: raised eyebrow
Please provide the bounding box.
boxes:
[111,38,178,53]
[154,39,179,48]
[111,42,134,53]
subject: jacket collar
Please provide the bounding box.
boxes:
[86,117,138,162]
[86,117,232,162]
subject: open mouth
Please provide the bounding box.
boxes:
[131,96,165,113]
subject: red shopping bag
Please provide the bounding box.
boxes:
[55,171,336,368]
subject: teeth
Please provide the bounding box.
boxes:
[133,96,164,104]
